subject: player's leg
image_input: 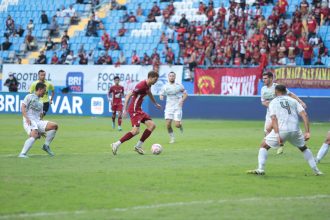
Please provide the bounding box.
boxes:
[166,119,175,144]
[165,110,175,143]
[174,109,183,133]
[247,141,270,175]
[111,107,117,129]
[111,126,140,155]
[247,130,283,175]
[316,131,330,163]
[264,116,284,154]
[289,131,323,175]
[298,146,323,175]
[117,109,123,131]
[19,128,39,158]
[134,119,156,155]
[111,113,141,155]
[41,121,58,156]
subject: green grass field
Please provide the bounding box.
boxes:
[0,114,329,220]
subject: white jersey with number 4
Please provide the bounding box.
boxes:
[160,83,186,111]
[22,93,43,122]
[269,95,305,132]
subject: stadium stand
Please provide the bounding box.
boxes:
[0,0,330,69]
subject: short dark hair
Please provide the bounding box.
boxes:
[262,71,273,78]
[35,82,46,91]
[148,70,159,78]
[275,84,287,94]
[114,76,120,80]
[38,69,46,75]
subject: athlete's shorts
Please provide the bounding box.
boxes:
[265,130,305,148]
[43,102,50,116]
[112,104,123,112]
[23,120,49,135]
[129,111,152,127]
[165,109,182,121]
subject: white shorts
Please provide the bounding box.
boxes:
[265,130,305,148]
[165,109,182,121]
[23,120,48,135]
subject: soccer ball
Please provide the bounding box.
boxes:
[151,144,163,155]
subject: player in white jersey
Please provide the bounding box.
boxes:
[316,131,330,163]
[18,82,59,158]
[159,72,188,144]
[261,72,306,154]
[248,84,322,175]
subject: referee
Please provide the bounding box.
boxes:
[29,69,55,117]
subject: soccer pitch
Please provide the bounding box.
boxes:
[0,115,329,220]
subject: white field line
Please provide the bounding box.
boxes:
[0,194,329,219]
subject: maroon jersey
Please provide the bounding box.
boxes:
[109,85,124,106]
[128,80,150,113]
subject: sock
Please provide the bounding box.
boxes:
[140,129,152,142]
[136,140,143,148]
[45,130,56,146]
[118,116,122,126]
[112,112,116,123]
[20,137,36,155]
[169,132,174,138]
[303,149,318,170]
[316,143,329,161]
[258,148,268,171]
[119,132,134,143]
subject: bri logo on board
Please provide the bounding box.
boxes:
[66,72,84,92]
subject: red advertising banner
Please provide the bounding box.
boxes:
[274,67,330,88]
[194,68,262,95]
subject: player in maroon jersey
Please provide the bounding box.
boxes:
[107,76,124,131]
[111,71,161,155]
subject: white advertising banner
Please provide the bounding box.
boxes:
[2,65,183,94]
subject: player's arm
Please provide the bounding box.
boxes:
[50,85,55,104]
[261,100,270,107]
[147,90,161,109]
[107,89,112,102]
[288,92,306,109]
[21,103,31,125]
[122,92,133,116]
[299,110,310,141]
[260,92,270,107]
[159,87,165,101]
[180,90,188,107]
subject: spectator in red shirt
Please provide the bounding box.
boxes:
[285,31,297,48]
[142,52,152,65]
[101,30,111,50]
[302,43,313,65]
[197,2,206,15]
[128,12,137,22]
[291,17,303,38]
[307,14,317,39]
[165,47,175,65]
[151,48,160,60]
[278,0,288,16]
[109,37,120,50]
[51,52,59,64]
[118,23,126,37]
[300,0,309,16]
[131,50,140,64]
[151,2,161,16]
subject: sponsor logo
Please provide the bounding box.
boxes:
[91,97,104,115]
[66,72,84,92]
